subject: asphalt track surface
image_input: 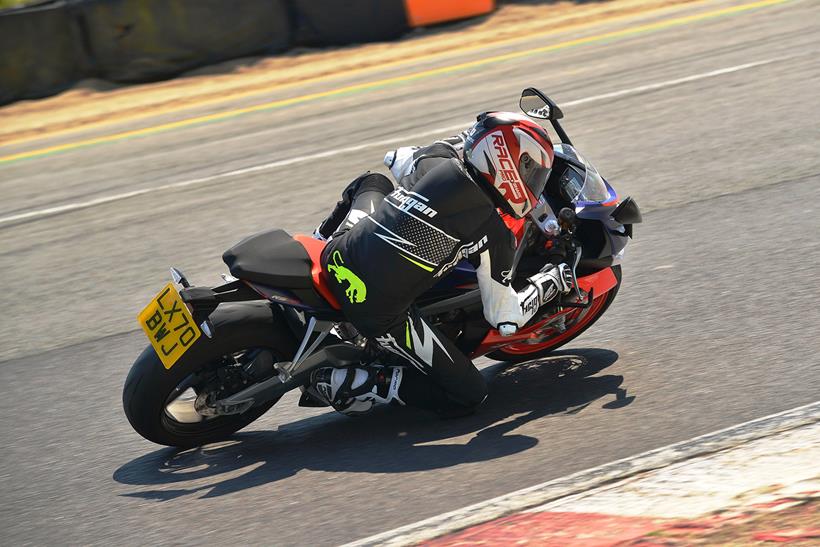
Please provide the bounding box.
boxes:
[1,0,818,544]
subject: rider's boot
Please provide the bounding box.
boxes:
[309,366,405,416]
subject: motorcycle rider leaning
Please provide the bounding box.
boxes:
[309,112,574,417]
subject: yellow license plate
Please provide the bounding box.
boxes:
[137,282,201,369]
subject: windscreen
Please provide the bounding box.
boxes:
[554,144,609,203]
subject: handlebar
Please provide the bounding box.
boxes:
[558,207,576,232]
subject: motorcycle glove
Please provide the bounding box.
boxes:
[528,263,574,306]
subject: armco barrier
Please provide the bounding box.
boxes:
[77,0,291,82]
[0,0,83,104]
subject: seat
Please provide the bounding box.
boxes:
[293,235,341,310]
[222,229,313,288]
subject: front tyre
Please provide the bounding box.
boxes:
[123,302,297,448]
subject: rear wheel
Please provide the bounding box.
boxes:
[488,266,621,363]
[123,302,297,448]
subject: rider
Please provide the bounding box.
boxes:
[309,112,574,416]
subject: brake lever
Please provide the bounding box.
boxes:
[559,288,594,309]
[570,243,583,301]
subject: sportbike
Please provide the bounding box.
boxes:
[124,88,642,447]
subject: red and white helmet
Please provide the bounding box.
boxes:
[463,112,554,218]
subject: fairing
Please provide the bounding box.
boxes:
[551,144,628,264]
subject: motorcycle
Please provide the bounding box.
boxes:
[124,88,642,447]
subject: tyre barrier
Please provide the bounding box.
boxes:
[77,0,290,83]
[0,0,84,105]
[291,0,496,47]
[405,0,496,28]
[0,0,495,105]
[291,0,408,46]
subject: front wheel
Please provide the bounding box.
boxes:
[488,266,621,363]
[123,302,297,448]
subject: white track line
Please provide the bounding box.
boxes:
[0,58,779,228]
[343,400,820,547]
[565,58,777,106]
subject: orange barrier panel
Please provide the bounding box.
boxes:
[404,0,495,28]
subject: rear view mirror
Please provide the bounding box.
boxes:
[612,196,643,224]
[520,88,563,120]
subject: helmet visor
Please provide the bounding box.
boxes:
[519,154,551,202]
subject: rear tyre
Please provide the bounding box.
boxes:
[488,266,621,363]
[123,302,297,448]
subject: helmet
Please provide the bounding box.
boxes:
[463,112,554,218]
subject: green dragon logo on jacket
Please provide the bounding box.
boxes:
[327,250,367,304]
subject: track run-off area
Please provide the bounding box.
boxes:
[0,0,818,544]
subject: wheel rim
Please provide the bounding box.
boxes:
[501,294,609,355]
[161,348,269,427]
[165,388,205,424]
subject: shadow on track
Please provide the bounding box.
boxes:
[114,348,632,499]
